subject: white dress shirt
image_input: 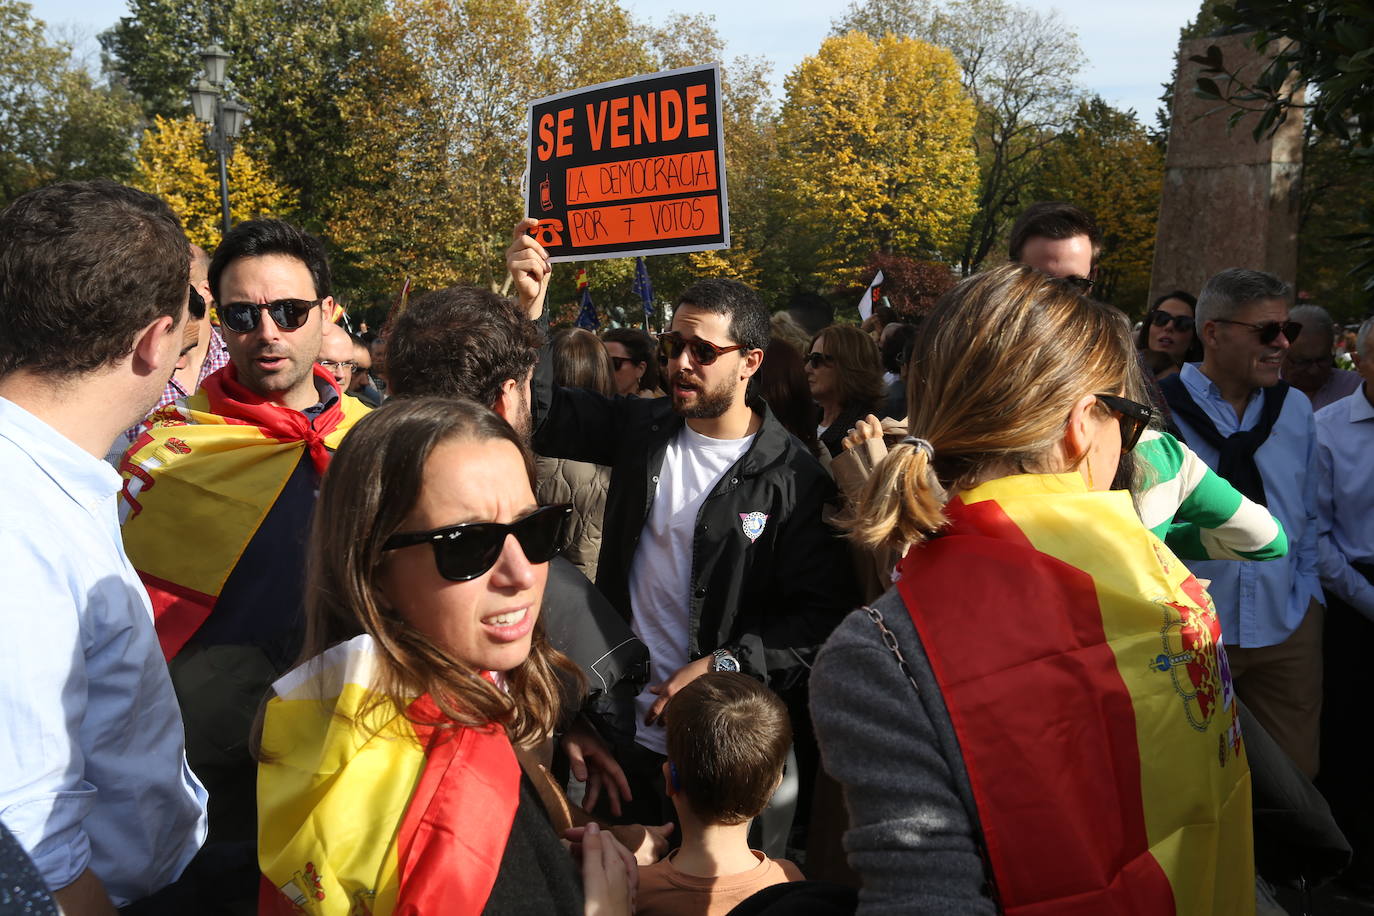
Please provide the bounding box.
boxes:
[1315,384,1374,618]
[0,396,206,905]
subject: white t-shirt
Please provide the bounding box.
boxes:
[629,423,755,753]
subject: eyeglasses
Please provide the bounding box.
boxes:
[1149,310,1195,333]
[658,331,746,366]
[1285,354,1331,370]
[803,352,837,369]
[609,356,638,371]
[381,504,572,582]
[1213,318,1301,345]
[319,359,357,373]
[1095,393,1153,452]
[1060,275,1095,293]
[220,298,323,334]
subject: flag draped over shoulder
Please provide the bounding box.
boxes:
[897,473,1253,915]
[257,634,520,916]
[118,363,370,659]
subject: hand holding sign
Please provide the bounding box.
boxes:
[507,218,552,319]
[525,64,730,263]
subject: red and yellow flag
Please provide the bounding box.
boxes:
[898,472,1253,915]
[257,635,520,916]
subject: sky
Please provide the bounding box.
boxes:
[29,0,1204,126]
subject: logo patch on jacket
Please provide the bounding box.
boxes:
[739,512,768,543]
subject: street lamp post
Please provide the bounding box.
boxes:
[189,44,249,237]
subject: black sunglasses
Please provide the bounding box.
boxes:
[381,504,572,582]
[658,331,746,366]
[1096,393,1153,452]
[1060,275,1095,293]
[609,356,638,371]
[220,298,322,334]
[803,352,837,369]
[1149,310,1195,333]
[1213,318,1301,345]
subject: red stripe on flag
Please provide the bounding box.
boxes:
[394,696,520,915]
[897,497,1174,913]
[139,571,216,661]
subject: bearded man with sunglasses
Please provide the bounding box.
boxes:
[508,220,857,829]
[117,219,370,908]
[1160,267,1325,778]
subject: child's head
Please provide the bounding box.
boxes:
[664,672,792,826]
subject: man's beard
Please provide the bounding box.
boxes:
[673,371,736,419]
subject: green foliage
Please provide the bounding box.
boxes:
[98,0,232,121]
[1,0,141,203]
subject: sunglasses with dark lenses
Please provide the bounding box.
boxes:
[658,331,746,366]
[1213,318,1302,345]
[803,352,837,369]
[1149,310,1195,333]
[381,504,572,582]
[1060,275,1095,293]
[1095,393,1154,452]
[609,356,637,371]
[220,298,322,334]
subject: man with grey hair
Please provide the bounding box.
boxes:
[1159,267,1324,777]
[1313,317,1374,870]
[1283,303,1363,410]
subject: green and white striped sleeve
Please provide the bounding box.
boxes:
[1134,430,1288,562]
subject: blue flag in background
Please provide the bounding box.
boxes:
[575,286,599,330]
[632,257,654,327]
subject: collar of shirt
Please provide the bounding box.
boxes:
[0,395,121,514]
[302,376,340,425]
[1179,362,1263,435]
[1346,385,1374,423]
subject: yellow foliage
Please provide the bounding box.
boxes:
[131,114,297,250]
[776,32,979,287]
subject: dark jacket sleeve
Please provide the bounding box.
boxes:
[810,595,996,914]
[531,338,651,467]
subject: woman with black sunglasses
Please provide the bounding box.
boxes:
[812,264,1254,912]
[1137,290,1203,377]
[255,397,635,916]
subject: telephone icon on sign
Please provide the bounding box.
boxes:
[530,219,564,247]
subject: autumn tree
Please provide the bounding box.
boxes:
[774,31,978,289]
[131,114,296,249]
[834,0,1084,274]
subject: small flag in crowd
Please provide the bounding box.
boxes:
[575,269,599,330]
[858,269,884,321]
[633,257,654,328]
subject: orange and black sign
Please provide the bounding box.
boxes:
[525,63,730,263]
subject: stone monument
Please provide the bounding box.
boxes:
[1150,32,1305,304]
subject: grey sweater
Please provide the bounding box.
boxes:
[810,589,998,914]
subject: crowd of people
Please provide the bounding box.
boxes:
[1,179,1372,916]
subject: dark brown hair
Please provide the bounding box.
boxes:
[756,337,821,457]
[209,219,331,303]
[1135,290,1199,360]
[386,287,540,408]
[300,396,583,746]
[810,324,885,413]
[664,672,792,826]
[601,326,660,392]
[0,180,188,378]
[550,327,614,396]
[1008,201,1102,265]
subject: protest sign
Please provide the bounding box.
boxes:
[524,63,730,263]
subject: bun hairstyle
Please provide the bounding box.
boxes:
[843,264,1134,554]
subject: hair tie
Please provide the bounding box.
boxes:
[900,436,934,459]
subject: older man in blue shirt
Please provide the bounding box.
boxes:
[0,182,206,913]
[1160,268,1324,778]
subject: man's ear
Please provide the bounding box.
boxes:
[1200,319,1222,351]
[131,314,179,374]
[322,296,342,324]
[493,377,519,420]
[740,346,765,381]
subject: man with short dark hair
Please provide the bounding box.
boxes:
[0,180,207,913]
[509,221,856,825]
[1008,201,1102,292]
[1160,267,1324,776]
[117,219,370,904]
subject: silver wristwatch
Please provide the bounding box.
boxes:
[710,648,740,673]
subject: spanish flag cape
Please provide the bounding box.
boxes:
[257,634,521,916]
[118,364,370,659]
[898,473,1253,915]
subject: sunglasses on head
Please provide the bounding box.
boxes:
[803,352,836,369]
[658,331,746,366]
[220,298,322,334]
[1213,318,1301,345]
[1149,310,1195,333]
[381,504,572,582]
[1095,393,1153,452]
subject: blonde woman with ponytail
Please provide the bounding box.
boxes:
[811,265,1255,914]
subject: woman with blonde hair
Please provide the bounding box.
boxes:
[805,324,886,457]
[256,397,635,915]
[810,265,1254,913]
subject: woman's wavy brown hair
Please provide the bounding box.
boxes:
[842,264,1135,555]
[810,324,886,414]
[300,396,584,747]
[550,327,615,396]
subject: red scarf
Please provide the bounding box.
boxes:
[200,363,346,474]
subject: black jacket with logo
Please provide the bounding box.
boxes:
[532,351,857,689]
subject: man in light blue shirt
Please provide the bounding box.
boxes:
[1160,268,1324,778]
[0,181,207,913]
